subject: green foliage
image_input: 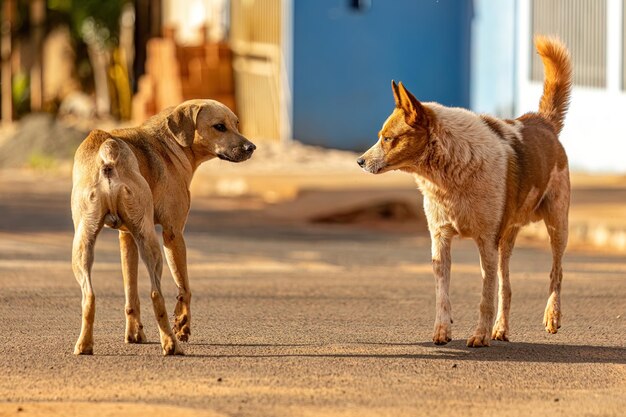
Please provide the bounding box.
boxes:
[47,0,130,47]
[27,152,57,171]
[12,70,30,117]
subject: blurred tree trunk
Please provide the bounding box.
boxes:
[29,0,45,111]
[133,0,161,92]
[113,3,135,120]
[87,44,111,117]
[109,48,132,120]
[1,0,15,124]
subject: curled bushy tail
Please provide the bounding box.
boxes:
[535,35,572,135]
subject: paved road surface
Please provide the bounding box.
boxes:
[0,174,624,417]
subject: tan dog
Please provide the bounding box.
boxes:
[71,99,255,355]
[358,36,572,347]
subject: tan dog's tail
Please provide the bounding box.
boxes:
[535,35,572,135]
[98,139,123,229]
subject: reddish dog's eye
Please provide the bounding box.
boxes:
[384,137,392,142]
[213,123,227,132]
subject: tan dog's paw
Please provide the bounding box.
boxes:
[161,336,185,356]
[543,302,561,334]
[466,329,491,348]
[74,341,94,355]
[432,323,452,345]
[175,327,190,342]
[491,321,509,341]
[173,315,191,342]
[125,326,147,344]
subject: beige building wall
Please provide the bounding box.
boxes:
[230,0,282,142]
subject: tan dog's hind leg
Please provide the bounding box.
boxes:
[492,228,519,341]
[467,238,498,347]
[541,194,569,334]
[131,220,183,355]
[120,181,183,356]
[430,229,453,345]
[120,231,146,343]
[72,220,102,355]
[163,228,192,342]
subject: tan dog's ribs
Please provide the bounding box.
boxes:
[70,100,255,355]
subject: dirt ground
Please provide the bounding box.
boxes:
[0,172,624,417]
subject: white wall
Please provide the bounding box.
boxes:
[163,0,229,44]
[516,0,626,173]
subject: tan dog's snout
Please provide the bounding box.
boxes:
[217,136,256,163]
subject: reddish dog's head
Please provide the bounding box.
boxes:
[357,81,434,174]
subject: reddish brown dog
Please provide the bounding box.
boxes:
[358,36,572,347]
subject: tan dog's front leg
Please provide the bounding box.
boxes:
[120,231,146,343]
[467,238,498,347]
[163,229,192,342]
[430,229,453,345]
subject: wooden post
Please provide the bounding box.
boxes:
[1,0,15,124]
[30,0,46,111]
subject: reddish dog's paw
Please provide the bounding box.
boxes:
[543,304,561,334]
[543,293,562,334]
[491,321,509,341]
[491,328,509,341]
[432,323,452,345]
[467,330,491,348]
[74,341,94,355]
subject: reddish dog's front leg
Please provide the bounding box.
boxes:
[430,227,454,345]
[467,237,498,347]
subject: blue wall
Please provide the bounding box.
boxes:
[470,0,516,117]
[293,0,473,150]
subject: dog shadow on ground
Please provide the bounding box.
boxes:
[185,340,626,365]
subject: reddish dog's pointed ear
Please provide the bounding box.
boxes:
[391,80,401,107]
[398,82,429,128]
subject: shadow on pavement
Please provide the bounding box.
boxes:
[173,340,626,364]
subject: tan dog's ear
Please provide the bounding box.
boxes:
[397,82,429,128]
[391,80,401,107]
[166,103,202,147]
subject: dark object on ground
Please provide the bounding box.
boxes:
[311,200,420,224]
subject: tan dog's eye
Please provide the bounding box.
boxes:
[213,123,227,132]
[384,137,392,142]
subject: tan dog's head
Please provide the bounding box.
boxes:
[166,99,256,163]
[357,81,433,174]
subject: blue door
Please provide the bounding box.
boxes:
[293,0,472,150]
